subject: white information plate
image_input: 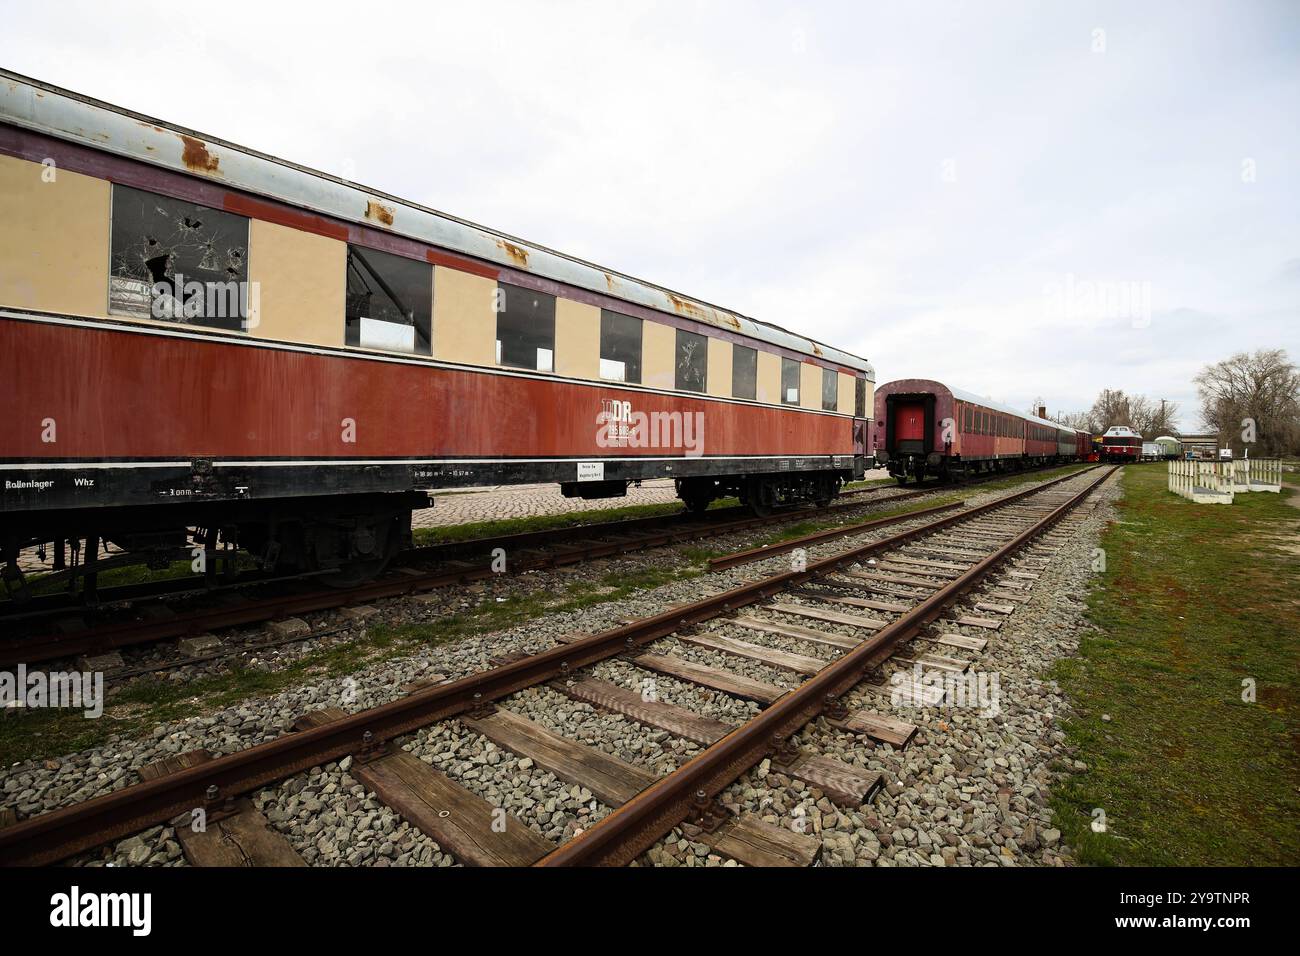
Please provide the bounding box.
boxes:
[577,461,605,482]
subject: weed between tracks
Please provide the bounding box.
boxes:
[3,555,261,603]
[0,565,702,767]
[1050,465,1300,865]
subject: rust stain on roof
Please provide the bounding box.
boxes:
[365,200,395,226]
[604,272,619,292]
[179,134,219,174]
[666,291,705,320]
[666,291,742,330]
[497,239,529,267]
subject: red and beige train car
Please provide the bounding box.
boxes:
[873,380,1090,483]
[0,72,873,589]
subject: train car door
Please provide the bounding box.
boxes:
[893,400,926,453]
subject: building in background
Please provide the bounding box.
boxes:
[1179,433,1220,459]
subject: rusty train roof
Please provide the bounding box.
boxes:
[0,70,873,377]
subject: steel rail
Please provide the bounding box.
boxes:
[534,465,1115,866]
[0,467,1095,866]
[706,501,962,571]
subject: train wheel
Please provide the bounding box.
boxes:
[676,477,716,516]
[681,494,713,515]
[743,477,778,517]
[314,513,406,588]
[812,476,836,508]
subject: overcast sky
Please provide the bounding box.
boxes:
[3,0,1296,429]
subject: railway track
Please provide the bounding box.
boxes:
[0,464,1088,669]
[0,483,932,668]
[0,464,1113,867]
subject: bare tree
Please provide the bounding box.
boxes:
[1057,409,1098,432]
[1143,398,1181,437]
[1194,349,1300,456]
[1089,389,1141,434]
[1057,390,1180,438]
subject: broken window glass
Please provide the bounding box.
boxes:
[855,377,867,418]
[345,245,432,355]
[674,329,707,392]
[109,185,249,331]
[496,282,555,371]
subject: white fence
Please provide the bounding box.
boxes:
[1233,458,1282,492]
[1168,458,1282,504]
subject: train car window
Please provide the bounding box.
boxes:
[496,283,555,371]
[781,357,800,405]
[732,343,757,400]
[109,184,250,331]
[854,377,866,417]
[344,245,432,355]
[674,329,708,392]
[821,367,838,411]
[599,309,642,383]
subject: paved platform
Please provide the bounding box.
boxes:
[412,478,682,529]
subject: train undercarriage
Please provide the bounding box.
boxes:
[565,470,852,516]
[0,467,854,604]
[675,470,846,516]
[0,491,428,605]
[879,451,1074,485]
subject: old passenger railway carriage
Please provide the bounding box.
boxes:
[874,379,1091,484]
[0,72,873,588]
